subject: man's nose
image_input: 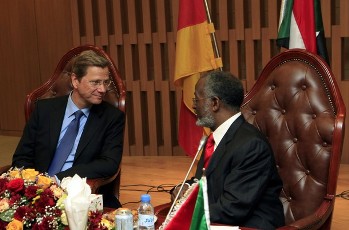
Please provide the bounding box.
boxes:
[97,84,108,92]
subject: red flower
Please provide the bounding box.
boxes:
[25,185,39,199]
[33,194,56,213]
[0,220,7,229]
[14,205,31,220]
[7,178,24,193]
[42,187,54,197]
[32,216,55,230]
[9,193,21,205]
[0,178,8,194]
[88,211,108,230]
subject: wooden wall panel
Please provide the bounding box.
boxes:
[123,34,133,84]
[235,1,245,40]
[35,0,73,82]
[218,0,228,41]
[141,0,152,43]
[170,0,179,39]
[152,34,163,89]
[145,82,158,156]
[251,0,261,39]
[0,0,40,134]
[112,0,123,45]
[156,0,167,43]
[228,30,239,77]
[83,0,95,44]
[131,81,143,156]
[1,0,349,162]
[340,0,349,36]
[160,81,172,156]
[126,0,137,44]
[138,35,148,82]
[332,26,342,83]
[321,0,331,36]
[268,0,279,38]
[167,32,176,88]
[245,29,255,91]
[261,28,271,68]
[0,0,72,135]
[70,0,81,46]
[97,0,109,46]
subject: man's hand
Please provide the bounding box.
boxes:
[170,183,190,203]
[51,176,58,184]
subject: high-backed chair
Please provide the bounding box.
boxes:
[1,45,126,201]
[154,49,345,230]
[241,49,345,229]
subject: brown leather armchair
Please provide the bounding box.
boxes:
[241,49,345,229]
[1,45,126,201]
[155,49,345,230]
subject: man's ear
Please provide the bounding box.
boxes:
[212,96,220,112]
[71,73,79,88]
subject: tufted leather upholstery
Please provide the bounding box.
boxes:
[23,45,126,199]
[241,49,345,230]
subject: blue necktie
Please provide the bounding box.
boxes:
[48,110,84,176]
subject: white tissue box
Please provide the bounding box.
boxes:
[89,194,103,212]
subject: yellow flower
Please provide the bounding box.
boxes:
[100,218,114,229]
[50,184,65,198]
[60,211,69,225]
[9,170,21,179]
[37,175,52,189]
[56,193,67,209]
[32,195,41,204]
[6,219,23,230]
[21,169,39,182]
[0,198,10,212]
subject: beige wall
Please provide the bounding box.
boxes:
[0,0,348,162]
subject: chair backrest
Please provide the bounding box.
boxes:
[24,45,126,199]
[241,49,345,229]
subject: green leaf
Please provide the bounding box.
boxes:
[0,208,15,222]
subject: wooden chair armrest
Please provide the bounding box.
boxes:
[86,167,121,194]
[277,195,334,230]
[0,165,11,174]
[87,176,116,194]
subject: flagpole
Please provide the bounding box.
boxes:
[203,0,223,71]
[201,169,211,229]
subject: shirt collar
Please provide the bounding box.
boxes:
[211,112,241,149]
[66,92,90,117]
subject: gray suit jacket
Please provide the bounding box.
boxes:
[195,115,284,229]
[12,95,125,181]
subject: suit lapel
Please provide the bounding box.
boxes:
[74,103,105,159]
[205,115,245,176]
[49,96,69,157]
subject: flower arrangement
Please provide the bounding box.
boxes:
[0,168,114,230]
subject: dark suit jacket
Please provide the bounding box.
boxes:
[12,95,125,181]
[195,115,285,229]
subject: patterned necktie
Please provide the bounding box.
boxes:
[48,110,84,176]
[204,134,215,168]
